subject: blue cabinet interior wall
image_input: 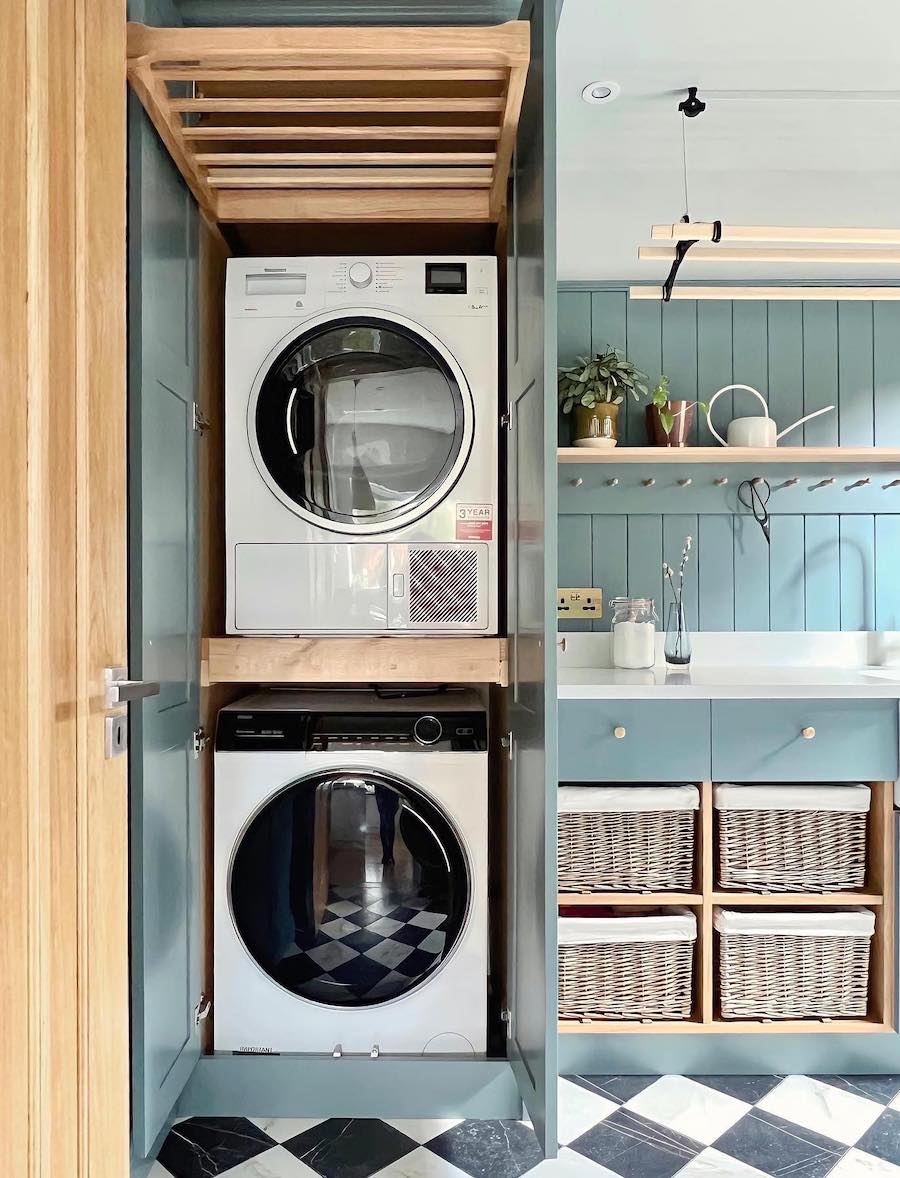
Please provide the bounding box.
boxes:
[558,284,900,633]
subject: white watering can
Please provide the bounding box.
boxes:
[706,384,835,448]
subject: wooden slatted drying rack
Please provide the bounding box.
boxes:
[126,21,529,224]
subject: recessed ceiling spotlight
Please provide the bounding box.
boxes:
[581,81,621,104]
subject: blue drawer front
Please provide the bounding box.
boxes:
[712,698,899,782]
[559,700,711,782]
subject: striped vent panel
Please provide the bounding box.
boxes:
[409,548,479,625]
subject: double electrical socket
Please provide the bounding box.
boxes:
[557,588,602,619]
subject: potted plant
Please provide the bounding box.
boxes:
[558,347,649,448]
[645,376,709,447]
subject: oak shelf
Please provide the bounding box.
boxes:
[202,636,509,686]
[559,892,702,907]
[558,446,900,465]
[126,21,529,225]
[559,1018,892,1035]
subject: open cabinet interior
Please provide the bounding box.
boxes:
[127,0,557,1165]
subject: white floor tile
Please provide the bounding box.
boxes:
[757,1075,883,1147]
[384,1119,462,1144]
[891,1092,900,1112]
[674,1147,771,1176]
[327,900,362,917]
[145,1165,173,1178]
[556,1077,617,1145]
[369,1145,470,1177]
[248,1118,324,1143]
[829,1150,900,1177]
[223,1145,319,1177]
[623,1075,751,1146]
[528,1147,622,1175]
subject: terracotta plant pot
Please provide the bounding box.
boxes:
[646,401,695,447]
[573,402,619,446]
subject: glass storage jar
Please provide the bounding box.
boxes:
[610,597,658,669]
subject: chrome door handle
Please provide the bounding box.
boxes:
[104,666,161,708]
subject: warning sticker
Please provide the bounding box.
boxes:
[456,503,493,541]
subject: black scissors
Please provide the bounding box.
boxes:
[737,478,771,546]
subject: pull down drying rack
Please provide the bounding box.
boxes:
[126,21,529,225]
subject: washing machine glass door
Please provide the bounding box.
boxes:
[229,769,471,1007]
[250,313,473,534]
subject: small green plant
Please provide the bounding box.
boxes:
[558,347,649,413]
[650,375,708,436]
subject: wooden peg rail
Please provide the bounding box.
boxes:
[126,21,529,225]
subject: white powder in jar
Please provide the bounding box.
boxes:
[612,620,656,669]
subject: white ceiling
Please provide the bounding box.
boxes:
[556,0,900,281]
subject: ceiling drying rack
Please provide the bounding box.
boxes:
[126,20,529,226]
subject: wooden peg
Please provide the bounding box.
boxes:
[642,477,656,487]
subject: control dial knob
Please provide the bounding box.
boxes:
[348,262,373,289]
[413,715,443,746]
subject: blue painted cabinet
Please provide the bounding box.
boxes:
[559,700,711,781]
[128,0,202,1156]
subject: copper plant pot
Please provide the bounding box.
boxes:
[646,401,695,447]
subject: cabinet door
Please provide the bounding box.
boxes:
[128,11,202,1155]
[505,0,558,1156]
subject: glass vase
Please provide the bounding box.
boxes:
[664,601,692,667]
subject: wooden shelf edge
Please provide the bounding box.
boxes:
[711,892,883,906]
[558,893,702,906]
[558,446,900,465]
[203,635,509,686]
[559,1019,892,1035]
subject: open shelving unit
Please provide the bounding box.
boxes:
[558,446,900,465]
[126,20,529,225]
[558,779,896,1035]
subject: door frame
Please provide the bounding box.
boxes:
[3,1,131,1175]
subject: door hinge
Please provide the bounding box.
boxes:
[193,994,212,1028]
[499,730,514,761]
[192,403,211,434]
[192,727,210,758]
[500,1008,513,1037]
[500,403,512,431]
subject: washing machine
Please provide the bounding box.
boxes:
[225,256,498,635]
[214,690,488,1056]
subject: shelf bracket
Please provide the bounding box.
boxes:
[662,221,721,302]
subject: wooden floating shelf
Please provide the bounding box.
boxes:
[202,636,509,686]
[559,1019,892,1035]
[126,21,529,225]
[558,446,900,465]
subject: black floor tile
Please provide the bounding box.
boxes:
[810,1075,900,1106]
[568,1106,701,1178]
[713,1107,846,1177]
[425,1119,543,1178]
[855,1107,900,1167]
[569,1075,660,1105]
[282,1118,417,1178]
[157,1118,275,1178]
[691,1075,785,1104]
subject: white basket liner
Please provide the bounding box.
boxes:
[714,907,876,938]
[558,785,700,814]
[559,908,697,945]
[714,783,870,814]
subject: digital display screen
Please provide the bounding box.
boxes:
[426,263,467,294]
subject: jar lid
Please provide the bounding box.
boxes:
[610,596,655,609]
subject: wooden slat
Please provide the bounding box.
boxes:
[559,893,703,906]
[559,1019,892,1034]
[216,186,491,222]
[557,446,900,464]
[631,286,900,302]
[640,244,900,264]
[194,151,497,165]
[490,59,527,219]
[171,96,505,113]
[127,21,532,68]
[652,222,900,246]
[183,125,503,141]
[710,892,884,906]
[156,67,509,83]
[203,636,509,685]
[207,166,493,189]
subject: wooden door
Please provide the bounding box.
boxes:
[504,0,558,1156]
[128,0,204,1152]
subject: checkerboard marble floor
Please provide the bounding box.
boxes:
[149,1074,900,1178]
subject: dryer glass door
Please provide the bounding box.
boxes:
[251,315,471,533]
[229,770,471,1008]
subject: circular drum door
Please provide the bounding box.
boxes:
[229,770,471,1007]
[248,310,474,535]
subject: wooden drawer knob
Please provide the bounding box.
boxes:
[614,726,627,740]
[802,726,816,740]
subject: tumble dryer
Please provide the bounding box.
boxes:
[225,256,498,634]
[214,690,488,1056]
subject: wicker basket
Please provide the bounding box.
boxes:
[559,909,696,1021]
[715,783,870,893]
[715,907,875,1020]
[558,785,699,893]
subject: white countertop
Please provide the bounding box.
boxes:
[557,632,900,700]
